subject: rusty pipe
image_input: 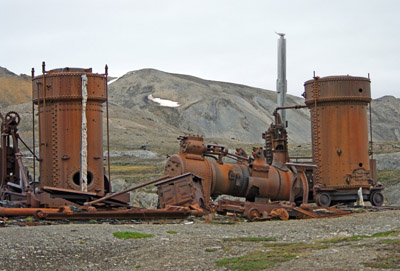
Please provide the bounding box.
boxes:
[105,65,111,187]
[35,207,193,220]
[0,207,63,217]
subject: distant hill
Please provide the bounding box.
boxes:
[371,95,400,141]
[108,69,310,143]
[1,67,399,146]
[0,67,31,108]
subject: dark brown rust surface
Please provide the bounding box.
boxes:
[156,173,205,209]
[304,76,372,190]
[304,75,383,206]
[164,130,305,209]
[32,68,107,196]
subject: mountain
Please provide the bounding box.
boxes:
[371,96,400,141]
[0,67,399,147]
[108,69,310,143]
[0,67,31,108]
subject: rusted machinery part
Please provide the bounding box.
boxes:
[32,66,107,199]
[37,186,129,208]
[270,208,290,220]
[4,111,21,126]
[165,136,301,206]
[289,168,309,204]
[245,208,262,221]
[315,192,332,207]
[35,206,194,220]
[369,190,384,206]
[304,75,381,206]
[246,167,295,202]
[0,206,65,217]
[217,199,351,221]
[156,174,206,210]
[165,204,204,217]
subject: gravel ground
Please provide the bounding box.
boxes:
[1,210,400,271]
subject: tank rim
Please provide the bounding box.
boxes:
[304,75,370,86]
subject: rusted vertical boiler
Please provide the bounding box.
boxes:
[32,65,107,201]
[304,76,383,206]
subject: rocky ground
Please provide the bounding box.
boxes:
[1,209,400,271]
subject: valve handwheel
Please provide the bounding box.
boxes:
[5,111,21,126]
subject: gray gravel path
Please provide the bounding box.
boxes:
[1,210,400,270]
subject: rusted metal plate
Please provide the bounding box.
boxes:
[156,173,205,209]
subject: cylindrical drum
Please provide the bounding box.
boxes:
[304,76,372,190]
[32,68,106,194]
[164,153,293,203]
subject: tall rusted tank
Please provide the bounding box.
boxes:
[304,75,383,206]
[32,66,107,197]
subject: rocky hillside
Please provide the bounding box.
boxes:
[371,95,400,141]
[109,69,310,143]
[0,67,31,108]
[1,67,399,145]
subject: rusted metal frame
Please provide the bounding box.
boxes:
[17,134,41,161]
[224,152,248,162]
[40,186,128,206]
[311,77,321,187]
[42,186,97,196]
[85,174,171,206]
[41,62,47,151]
[31,68,36,192]
[0,118,7,191]
[105,65,111,187]
[0,206,61,217]
[204,151,247,162]
[273,104,308,115]
[322,206,351,215]
[10,129,30,191]
[286,162,317,168]
[289,168,309,204]
[293,207,319,218]
[35,209,191,220]
[14,153,30,191]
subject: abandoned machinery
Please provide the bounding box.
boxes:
[0,63,385,221]
[163,75,384,219]
[0,63,201,220]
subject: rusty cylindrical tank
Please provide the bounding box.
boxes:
[164,135,297,208]
[32,66,107,199]
[304,75,383,206]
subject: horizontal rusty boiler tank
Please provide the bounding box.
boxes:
[164,135,298,208]
[304,75,383,206]
[32,66,107,196]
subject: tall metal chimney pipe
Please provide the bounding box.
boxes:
[276,32,287,126]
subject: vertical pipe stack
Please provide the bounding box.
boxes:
[276,33,287,126]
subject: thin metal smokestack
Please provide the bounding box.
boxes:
[276,32,287,126]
